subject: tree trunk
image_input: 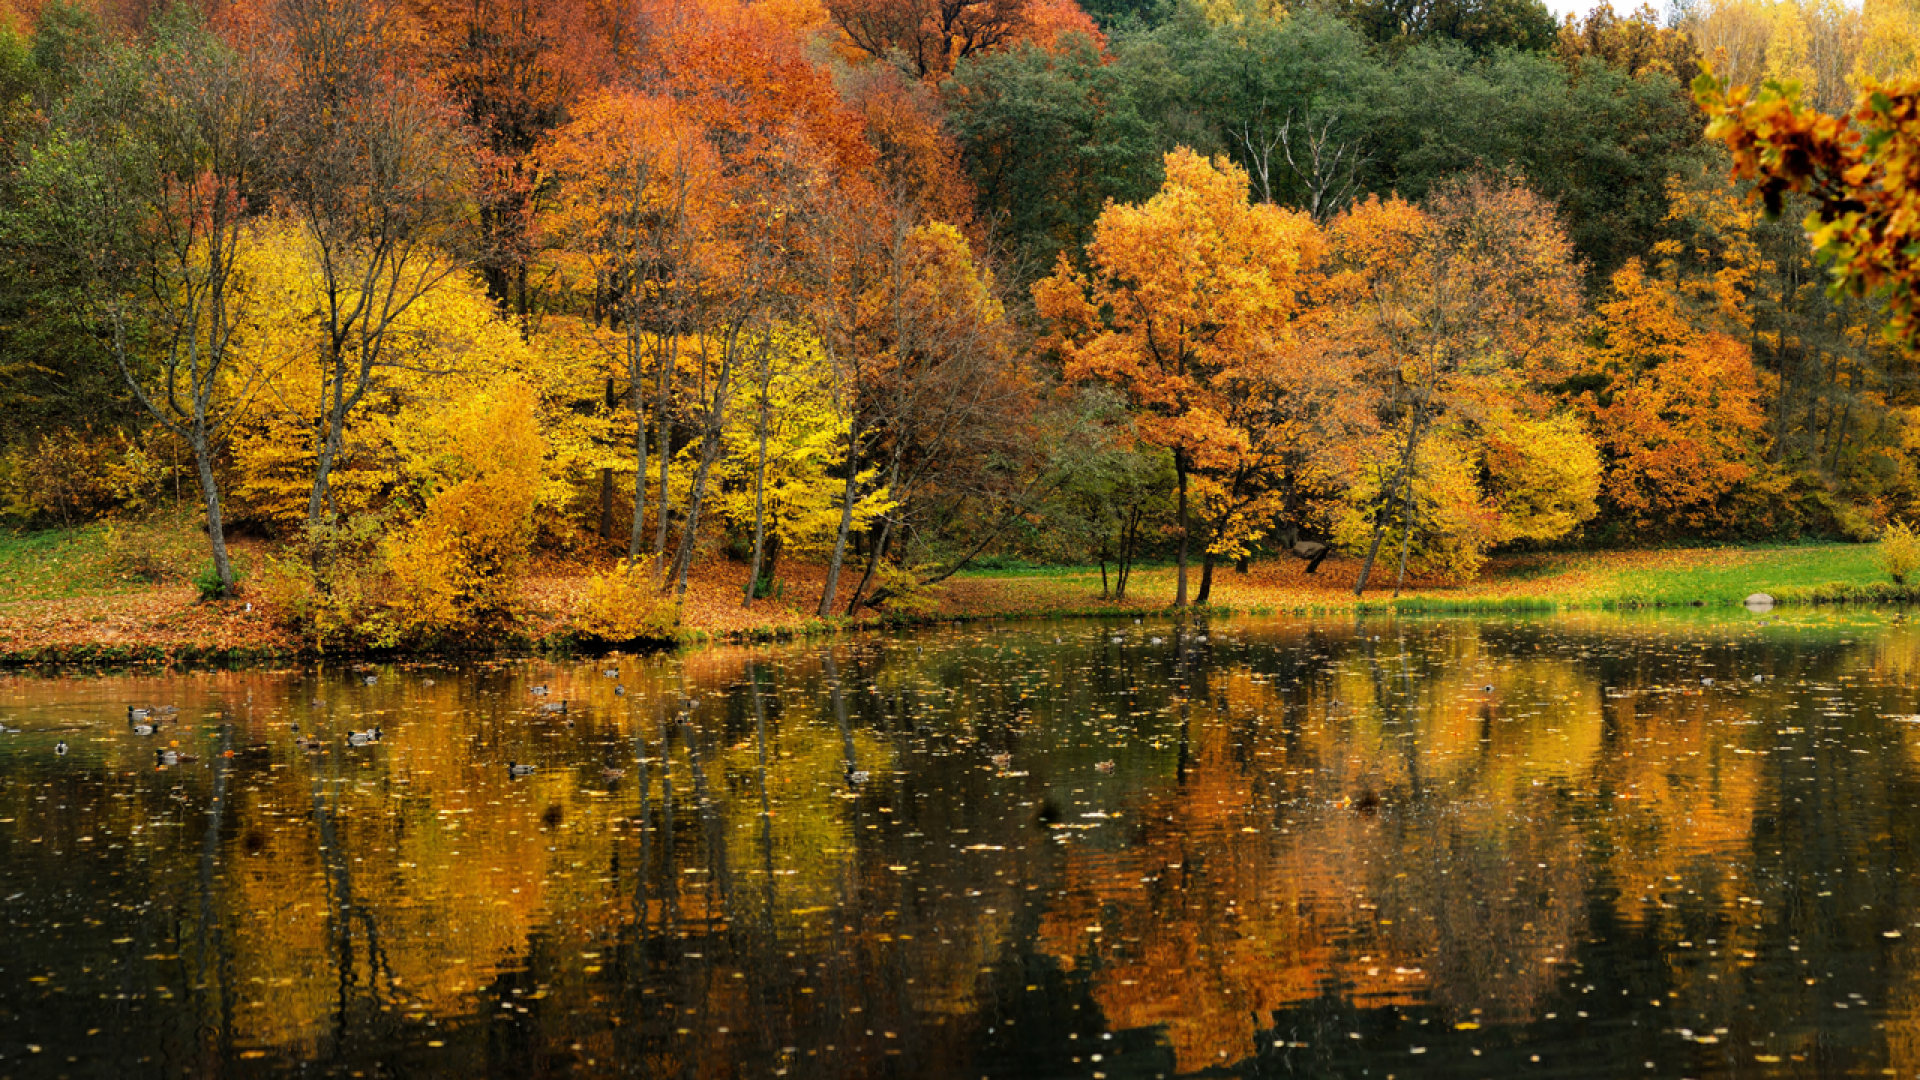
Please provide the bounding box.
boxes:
[651,354,673,569]
[672,333,740,601]
[652,417,672,569]
[818,420,863,619]
[1174,458,1190,607]
[1391,497,1417,598]
[307,434,337,528]
[763,533,782,595]
[846,515,894,616]
[845,452,902,614]
[743,389,773,608]
[629,368,649,561]
[307,379,351,532]
[190,428,236,596]
[669,429,723,601]
[1355,404,1427,596]
[307,335,372,543]
[600,376,617,541]
[1196,549,1215,606]
[1766,337,1796,464]
[305,382,361,583]
[1826,399,1854,473]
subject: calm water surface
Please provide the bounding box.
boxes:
[4,611,1920,1078]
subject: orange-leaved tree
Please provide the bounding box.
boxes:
[1321,177,1588,594]
[1582,258,1770,532]
[404,0,611,314]
[826,0,1100,81]
[539,91,725,565]
[805,190,1022,617]
[1695,70,1920,349]
[1035,148,1322,606]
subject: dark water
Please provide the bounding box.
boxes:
[4,610,1920,1078]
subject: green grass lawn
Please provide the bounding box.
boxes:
[1603,545,1891,606]
[1373,544,1916,610]
[0,518,210,602]
[959,543,1914,612]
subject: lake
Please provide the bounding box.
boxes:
[2,609,1918,1078]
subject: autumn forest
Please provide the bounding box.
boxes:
[2,0,1918,644]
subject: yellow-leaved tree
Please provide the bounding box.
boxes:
[708,324,889,606]
[227,219,556,644]
[1331,432,1501,584]
[1483,412,1605,546]
[519,316,629,548]
[228,218,544,530]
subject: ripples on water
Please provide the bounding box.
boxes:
[2,611,1919,1077]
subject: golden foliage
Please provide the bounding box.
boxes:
[571,560,680,641]
[1332,433,1501,583]
[1881,519,1920,583]
[226,219,543,530]
[710,325,890,560]
[384,380,547,638]
[1483,411,1604,544]
[0,427,184,524]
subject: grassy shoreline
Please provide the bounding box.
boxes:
[2,524,1913,667]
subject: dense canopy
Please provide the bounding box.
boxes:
[1,0,1916,636]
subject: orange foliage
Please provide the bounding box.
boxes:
[1024,0,1101,50]
[1586,259,1770,530]
[843,64,977,230]
[1697,70,1920,349]
[659,8,875,182]
[1035,148,1323,600]
[826,0,1100,80]
[1036,148,1321,474]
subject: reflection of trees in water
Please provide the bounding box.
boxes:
[12,619,1920,1075]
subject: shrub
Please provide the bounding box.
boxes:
[573,561,678,642]
[1881,520,1920,585]
[275,516,399,651]
[192,559,238,601]
[384,382,546,641]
